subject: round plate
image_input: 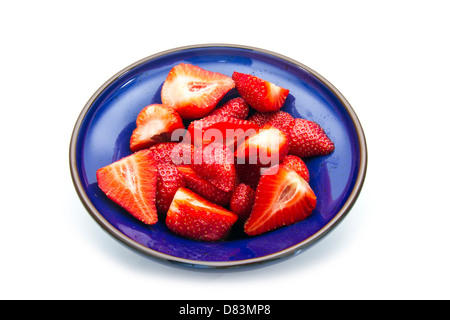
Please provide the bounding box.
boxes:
[69,44,367,268]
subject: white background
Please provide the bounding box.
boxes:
[1,1,449,300]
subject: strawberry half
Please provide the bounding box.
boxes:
[235,125,289,167]
[161,63,235,119]
[208,97,249,119]
[187,114,258,148]
[166,188,238,241]
[155,163,185,214]
[177,165,232,207]
[130,104,184,152]
[289,118,335,157]
[232,71,289,112]
[96,149,158,225]
[192,142,237,192]
[244,165,316,236]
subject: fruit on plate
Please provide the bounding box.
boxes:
[248,110,294,134]
[187,114,258,147]
[289,118,335,157]
[235,125,289,167]
[161,63,235,119]
[130,104,184,152]
[192,142,237,192]
[280,155,310,183]
[155,163,186,214]
[96,149,158,225]
[232,71,289,112]
[208,97,249,119]
[166,187,238,241]
[176,165,232,207]
[244,165,316,236]
[229,183,255,223]
[96,63,335,241]
[147,142,194,166]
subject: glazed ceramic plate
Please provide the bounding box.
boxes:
[70,44,367,268]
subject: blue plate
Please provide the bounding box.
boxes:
[69,44,367,268]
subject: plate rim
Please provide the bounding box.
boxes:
[69,43,368,268]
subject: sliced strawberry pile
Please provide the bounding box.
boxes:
[97,63,335,240]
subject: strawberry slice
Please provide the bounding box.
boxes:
[161,63,235,119]
[176,165,232,207]
[289,118,335,157]
[229,183,255,223]
[235,125,289,167]
[187,114,258,147]
[155,163,185,214]
[232,72,289,112]
[192,142,237,192]
[208,97,249,119]
[130,104,184,152]
[96,149,158,225]
[244,165,316,236]
[280,155,310,183]
[166,188,238,241]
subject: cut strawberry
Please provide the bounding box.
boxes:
[148,142,194,166]
[192,142,237,192]
[155,163,185,214]
[280,155,310,183]
[230,183,255,223]
[176,165,232,207]
[96,149,158,225]
[208,97,249,119]
[248,110,294,131]
[235,125,289,167]
[244,165,316,236]
[130,104,184,152]
[166,188,238,241]
[187,114,258,148]
[232,71,289,112]
[161,63,235,119]
[289,118,335,157]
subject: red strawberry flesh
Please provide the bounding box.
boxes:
[161,63,235,119]
[244,165,316,236]
[187,114,258,148]
[130,104,184,152]
[96,149,158,225]
[235,126,289,167]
